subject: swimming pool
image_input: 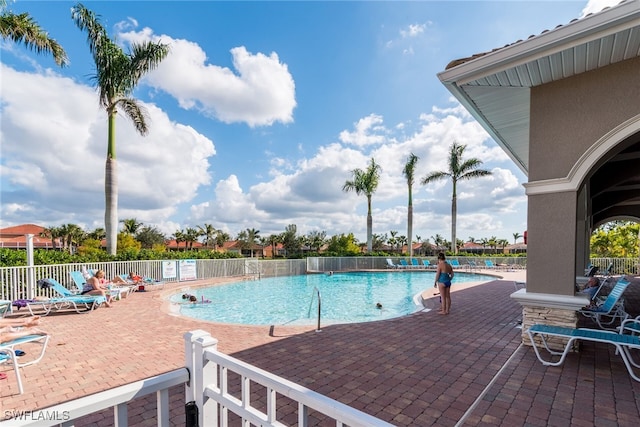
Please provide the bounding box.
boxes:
[170,271,496,326]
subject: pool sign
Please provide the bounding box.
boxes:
[179,259,197,281]
[162,261,177,279]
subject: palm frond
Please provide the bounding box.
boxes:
[0,12,68,66]
[117,98,149,135]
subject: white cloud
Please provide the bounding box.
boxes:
[580,0,622,18]
[118,29,297,127]
[400,23,426,38]
[0,64,216,230]
[338,114,387,147]
[187,100,527,241]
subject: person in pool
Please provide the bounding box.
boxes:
[434,252,454,315]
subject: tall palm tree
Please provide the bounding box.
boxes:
[342,157,382,253]
[0,0,68,66]
[246,228,261,257]
[403,153,419,258]
[71,3,169,255]
[421,142,492,254]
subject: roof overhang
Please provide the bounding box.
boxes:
[437,0,640,175]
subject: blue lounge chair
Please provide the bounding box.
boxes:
[450,259,461,269]
[70,270,130,299]
[398,259,410,269]
[527,323,640,382]
[411,258,421,269]
[484,260,496,269]
[578,278,629,330]
[26,279,106,315]
[0,333,50,394]
[422,259,433,269]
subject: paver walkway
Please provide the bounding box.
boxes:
[2,270,640,426]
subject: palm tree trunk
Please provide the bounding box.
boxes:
[105,111,118,255]
[408,205,413,258]
[451,188,457,254]
[366,195,373,253]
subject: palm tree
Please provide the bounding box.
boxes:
[246,228,261,257]
[403,153,419,258]
[215,230,230,250]
[266,234,280,259]
[342,157,382,253]
[71,3,170,255]
[40,226,63,250]
[198,223,218,248]
[120,218,142,235]
[512,232,523,244]
[184,227,200,250]
[421,142,492,254]
[0,0,68,66]
[172,230,185,250]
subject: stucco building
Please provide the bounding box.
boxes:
[438,1,640,336]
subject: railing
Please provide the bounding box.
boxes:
[185,330,393,427]
[2,368,189,426]
[0,259,307,302]
[307,286,321,332]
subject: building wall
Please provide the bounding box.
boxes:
[526,56,640,296]
[529,56,640,182]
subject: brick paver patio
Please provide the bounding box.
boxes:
[2,270,640,426]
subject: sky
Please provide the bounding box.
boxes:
[0,0,621,245]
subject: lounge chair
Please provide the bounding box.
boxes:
[527,323,640,382]
[26,279,106,316]
[411,258,421,269]
[398,259,410,269]
[422,259,434,269]
[69,270,131,300]
[484,260,497,269]
[450,259,461,269]
[1,300,11,318]
[0,333,50,394]
[578,278,630,330]
[385,258,398,269]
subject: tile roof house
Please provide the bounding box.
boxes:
[0,224,60,249]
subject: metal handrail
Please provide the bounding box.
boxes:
[307,286,321,332]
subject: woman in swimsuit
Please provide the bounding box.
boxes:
[434,252,454,315]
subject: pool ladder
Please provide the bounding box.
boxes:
[307,286,322,332]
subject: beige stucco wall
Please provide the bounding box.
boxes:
[526,56,640,296]
[529,56,640,182]
[526,191,577,295]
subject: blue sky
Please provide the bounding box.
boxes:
[0,0,617,244]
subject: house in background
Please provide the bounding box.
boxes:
[439,0,640,336]
[0,224,60,249]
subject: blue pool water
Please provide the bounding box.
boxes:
[170,271,495,326]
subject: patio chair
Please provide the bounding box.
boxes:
[526,323,640,382]
[422,259,434,269]
[1,300,11,318]
[578,277,630,330]
[398,259,410,269]
[0,333,50,394]
[450,259,461,269]
[411,258,421,269]
[26,279,106,316]
[385,258,398,269]
[484,260,497,269]
[69,270,131,300]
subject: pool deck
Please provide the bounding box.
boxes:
[2,269,640,426]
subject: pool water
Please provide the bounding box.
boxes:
[170,271,495,326]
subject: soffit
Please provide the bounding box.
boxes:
[437,0,640,175]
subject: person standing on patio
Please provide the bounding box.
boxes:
[434,252,454,315]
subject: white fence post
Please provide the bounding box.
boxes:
[194,333,218,426]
